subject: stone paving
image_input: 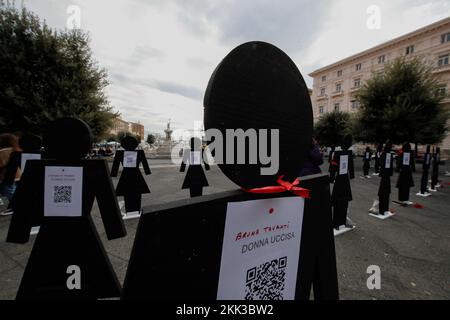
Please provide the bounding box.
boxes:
[0,159,449,300]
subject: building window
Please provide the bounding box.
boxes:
[378,55,385,64]
[319,106,324,114]
[337,70,342,77]
[441,33,450,44]
[356,63,362,71]
[335,83,342,92]
[351,100,359,110]
[320,87,326,96]
[437,86,447,97]
[406,45,415,55]
[334,103,340,111]
[438,54,449,67]
[353,78,361,88]
[322,75,326,82]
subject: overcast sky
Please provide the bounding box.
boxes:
[18,0,450,137]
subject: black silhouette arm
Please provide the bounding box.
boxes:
[110,150,123,177]
[180,149,189,172]
[140,150,151,175]
[95,160,126,240]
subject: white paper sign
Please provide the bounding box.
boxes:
[190,151,201,165]
[21,153,41,171]
[44,166,83,217]
[339,155,349,175]
[217,197,304,300]
[385,153,391,168]
[377,152,381,158]
[403,152,410,166]
[123,151,137,168]
[365,152,370,160]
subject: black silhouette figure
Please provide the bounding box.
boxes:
[377,142,394,215]
[330,135,355,229]
[180,137,210,197]
[396,143,414,203]
[111,136,151,214]
[374,143,383,175]
[431,147,440,190]
[419,145,432,194]
[123,41,338,301]
[362,146,372,177]
[6,117,126,300]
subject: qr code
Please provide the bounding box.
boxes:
[245,256,287,300]
[53,185,72,203]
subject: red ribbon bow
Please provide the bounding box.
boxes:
[241,175,310,199]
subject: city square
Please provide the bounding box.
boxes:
[1,0,450,306]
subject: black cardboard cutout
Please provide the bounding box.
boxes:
[204,41,313,189]
[7,118,126,300]
[180,137,210,197]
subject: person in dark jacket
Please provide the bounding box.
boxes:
[299,138,323,177]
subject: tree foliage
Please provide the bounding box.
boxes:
[355,57,449,144]
[0,2,117,141]
[146,134,156,145]
[314,110,352,147]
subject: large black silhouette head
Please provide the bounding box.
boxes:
[121,136,139,151]
[204,41,313,189]
[436,147,440,154]
[341,135,353,151]
[426,145,431,153]
[44,117,93,160]
[19,134,42,153]
[365,146,371,152]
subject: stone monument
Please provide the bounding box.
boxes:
[156,120,174,159]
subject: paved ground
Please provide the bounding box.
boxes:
[0,158,449,300]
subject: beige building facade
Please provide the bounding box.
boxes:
[110,117,145,141]
[309,16,450,151]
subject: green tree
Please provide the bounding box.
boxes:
[314,110,352,147]
[0,2,117,141]
[146,134,156,145]
[355,57,449,145]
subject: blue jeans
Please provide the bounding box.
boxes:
[0,182,16,201]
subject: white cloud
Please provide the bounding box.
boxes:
[14,0,450,136]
